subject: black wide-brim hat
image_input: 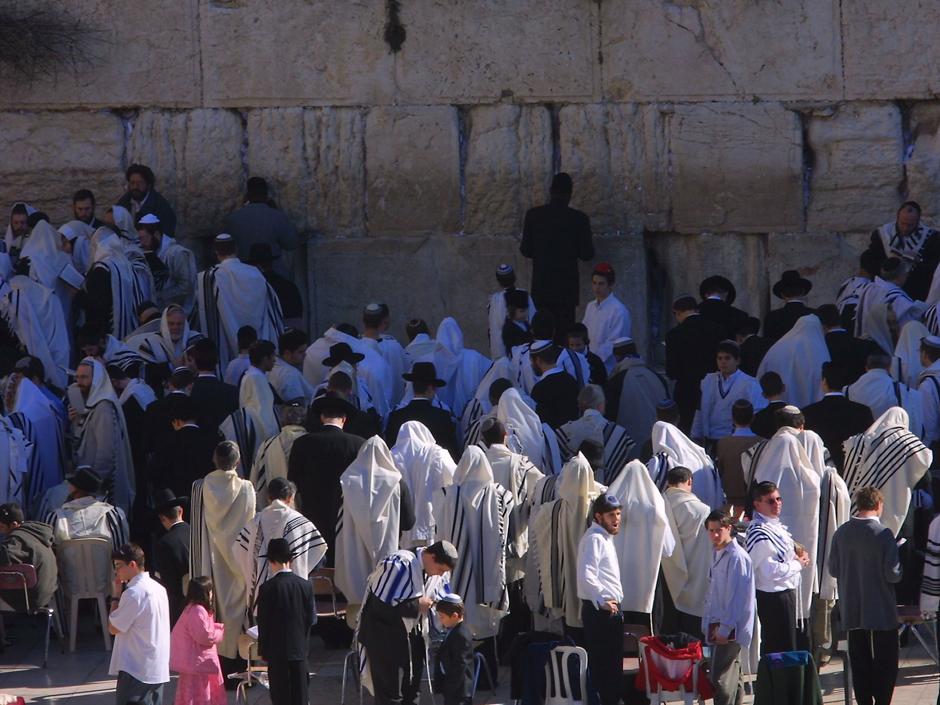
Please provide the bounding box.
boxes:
[402,361,446,387]
[153,487,186,512]
[310,391,358,418]
[67,466,102,495]
[322,342,365,367]
[261,537,293,563]
[699,275,737,305]
[772,269,813,299]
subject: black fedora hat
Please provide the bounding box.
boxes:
[261,537,293,563]
[699,275,737,305]
[67,466,102,495]
[322,342,365,367]
[772,270,813,299]
[310,390,357,418]
[402,361,446,387]
[153,487,186,512]
[248,243,279,264]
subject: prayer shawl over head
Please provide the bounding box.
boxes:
[59,219,94,274]
[4,201,35,255]
[70,358,135,514]
[21,220,83,293]
[836,275,871,319]
[433,446,513,638]
[303,326,391,418]
[190,468,256,658]
[532,453,603,628]
[661,486,711,617]
[360,332,407,407]
[524,472,561,623]
[220,408,263,479]
[842,407,932,536]
[485,443,544,581]
[855,276,926,355]
[154,233,197,314]
[610,356,670,450]
[195,257,285,370]
[436,317,493,419]
[488,288,535,359]
[249,424,306,507]
[391,421,456,547]
[137,305,202,366]
[459,356,512,449]
[497,387,562,474]
[893,319,930,388]
[0,417,29,509]
[334,436,403,608]
[109,205,155,303]
[844,368,924,438]
[556,409,636,484]
[741,426,820,616]
[88,227,142,339]
[609,460,674,614]
[0,275,70,389]
[233,498,327,615]
[647,421,724,510]
[757,314,830,410]
[239,365,280,441]
[817,467,850,601]
[118,378,156,412]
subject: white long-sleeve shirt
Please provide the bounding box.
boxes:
[576,522,623,607]
[692,369,765,440]
[583,293,631,374]
[744,511,802,593]
[701,539,755,648]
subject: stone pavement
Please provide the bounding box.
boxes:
[0,613,937,704]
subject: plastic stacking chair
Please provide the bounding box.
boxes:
[472,651,496,697]
[311,567,347,619]
[341,646,362,705]
[544,645,589,705]
[228,631,269,705]
[0,563,65,667]
[55,537,113,652]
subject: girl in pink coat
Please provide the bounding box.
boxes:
[170,576,226,705]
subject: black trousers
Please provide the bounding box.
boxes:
[581,600,624,705]
[755,589,797,655]
[848,629,898,705]
[267,659,309,705]
[371,630,425,705]
[534,302,576,345]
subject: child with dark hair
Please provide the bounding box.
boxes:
[170,576,226,705]
[433,594,475,705]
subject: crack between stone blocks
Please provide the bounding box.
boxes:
[456,105,470,234]
[897,99,914,200]
[237,109,249,191]
[595,0,604,100]
[837,0,846,100]
[548,104,561,173]
[113,108,138,172]
[795,109,815,232]
[194,0,205,106]
[361,107,369,236]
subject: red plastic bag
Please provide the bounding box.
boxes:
[634,635,714,699]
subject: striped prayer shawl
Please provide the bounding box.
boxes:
[44,502,129,551]
[555,418,635,482]
[922,515,940,611]
[842,425,928,514]
[221,409,261,479]
[836,276,871,315]
[926,304,940,336]
[744,519,790,563]
[189,479,207,580]
[7,414,39,512]
[879,222,935,260]
[367,550,424,606]
[742,439,770,489]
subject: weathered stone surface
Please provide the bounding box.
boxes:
[0,1,199,108]
[806,104,903,232]
[126,110,243,244]
[601,0,842,101]
[559,104,670,235]
[463,105,553,236]
[843,2,940,99]
[365,107,460,235]
[396,1,596,102]
[670,103,803,233]
[304,108,367,237]
[201,0,394,107]
[905,104,940,223]
[246,108,308,229]
[0,111,124,223]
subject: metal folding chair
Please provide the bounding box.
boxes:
[0,563,65,667]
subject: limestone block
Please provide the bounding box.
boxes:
[806,104,903,232]
[201,0,394,107]
[304,108,367,237]
[463,105,553,236]
[127,110,244,243]
[905,104,940,223]
[365,107,460,235]
[0,111,124,223]
[0,0,199,108]
[246,109,308,229]
[843,2,940,99]
[670,103,802,233]
[559,104,670,235]
[396,0,596,102]
[601,0,842,101]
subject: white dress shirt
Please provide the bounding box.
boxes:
[746,511,802,593]
[109,572,170,684]
[576,522,623,607]
[583,293,631,374]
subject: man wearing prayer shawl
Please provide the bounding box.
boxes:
[510,311,591,394]
[392,421,456,549]
[497,387,562,475]
[239,340,280,442]
[59,219,94,274]
[195,233,285,371]
[135,213,196,313]
[855,257,927,355]
[190,440,256,668]
[844,353,924,437]
[648,416,724,510]
[433,447,513,641]
[361,302,408,407]
[67,358,135,515]
[814,464,850,664]
[892,319,931,389]
[105,205,155,303]
[757,314,831,410]
[0,416,30,509]
[918,336,940,448]
[20,220,83,328]
[249,404,307,507]
[234,477,326,618]
[842,407,932,536]
[5,202,34,263]
[83,226,142,340]
[867,201,940,301]
[608,460,674,625]
[435,317,492,419]
[459,363,514,450]
[305,332,390,421]
[556,384,636,475]
[219,407,264,479]
[532,453,603,632]
[692,340,765,444]
[488,264,536,360]
[268,329,315,407]
[604,337,669,451]
[136,305,202,369]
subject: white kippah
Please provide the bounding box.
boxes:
[612,337,634,347]
[439,593,463,605]
[214,233,233,243]
[496,263,514,276]
[924,335,940,350]
[530,339,553,354]
[363,302,384,315]
[781,404,801,414]
[58,225,79,241]
[138,213,160,225]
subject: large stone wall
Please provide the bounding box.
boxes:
[1,0,937,357]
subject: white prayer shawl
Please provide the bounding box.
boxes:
[609,460,674,614]
[136,306,202,366]
[249,424,306,506]
[841,407,932,536]
[154,235,197,314]
[511,342,590,394]
[190,469,256,658]
[610,357,670,451]
[316,359,381,417]
[404,333,458,384]
[436,317,493,419]
[433,447,513,638]
[58,220,94,274]
[757,315,830,410]
[303,327,390,417]
[661,487,710,617]
[118,379,156,411]
[555,409,636,484]
[0,417,29,509]
[524,473,561,621]
[816,468,850,601]
[532,454,603,628]
[48,496,129,551]
[88,228,142,340]
[20,220,83,326]
[360,334,407,407]
[0,275,70,389]
[855,276,926,355]
[844,368,924,438]
[391,421,456,547]
[9,376,65,515]
[70,358,135,514]
[220,408,264,479]
[497,388,556,473]
[582,293,632,374]
[488,288,536,360]
[4,202,36,254]
[268,357,315,406]
[459,356,508,447]
[836,275,872,319]
[692,369,766,440]
[743,426,820,615]
[920,361,940,446]
[233,499,327,614]
[893,319,930,388]
[239,366,280,441]
[878,220,937,262]
[109,205,155,302]
[195,257,285,371]
[485,443,544,581]
[334,437,403,609]
[648,421,724,510]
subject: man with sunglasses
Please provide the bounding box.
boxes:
[744,481,810,654]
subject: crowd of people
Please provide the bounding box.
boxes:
[0,167,938,705]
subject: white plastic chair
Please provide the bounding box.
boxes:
[544,645,589,705]
[55,537,112,652]
[638,640,704,705]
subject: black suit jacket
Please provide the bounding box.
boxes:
[825,330,876,386]
[664,314,723,404]
[385,399,459,461]
[153,521,190,625]
[257,570,315,662]
[698,299,750,341]
[751,400,786,439]
[150,424,221,499]
[142,390,189,456]
[190,375,238,433]
[531,370,580,429]
[520,201,594,307]
[433,621,474,705]
[763,302,814,343]
[116,188,178,236]
[739,334,772,378]
[802,394,874,471]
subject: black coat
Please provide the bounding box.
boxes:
[825,330,877,386]
[385,399,459,461]
[116,189,178,236]
[664,314,723,404]
[153,521,190,625]
[263,270,303,320]
[802,394,874,471]
[142,390,189,456]
[763,302,814,343]
[739,334,772,378]
[750,400,786,439]
[190,375,238,433]
[433,621,475,705]
[257,570,315,662]
[150,424,220,500]
[585,350,608,386]
[698,299,750,341]
[520,201,594,307]
[501,320,531,359]
[531,371,580,429]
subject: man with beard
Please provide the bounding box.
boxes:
[135,214,196,313]
[72,189,104,229]
[116,164,177,236]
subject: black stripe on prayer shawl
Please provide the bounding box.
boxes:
[444,487,474,604]
[253,435,280,497]
[846,430,927,513]
[230,410,258,479]
[924,534,940,597]
[744,523,789,562]
[549,501,564,606]
[650,453,670,491]
[602,421,636,479]
[926,305,940,336]
[105,507,128,551]
[370,553,421,606]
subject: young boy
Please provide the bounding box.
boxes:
[501,288,533,357]
[433,594,474,705]
[223,325,257,385]
[691,340,765,445]
[488,263,535,359]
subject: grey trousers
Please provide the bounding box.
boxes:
[709,642,743,705]
[114,671,165,705]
